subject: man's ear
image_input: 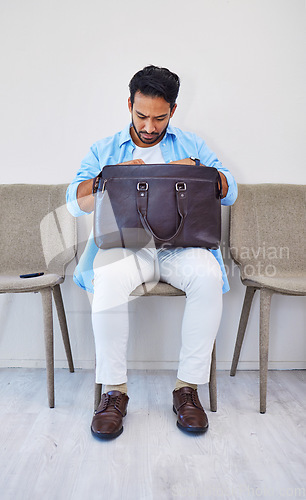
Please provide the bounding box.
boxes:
[128,97,132,113]
[170,103,177,118]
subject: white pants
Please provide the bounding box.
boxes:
[92,247,223,386]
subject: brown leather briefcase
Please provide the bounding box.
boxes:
[93,164,222,250]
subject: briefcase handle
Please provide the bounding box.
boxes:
[136,182,187,242]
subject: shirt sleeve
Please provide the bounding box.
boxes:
[196,137,238,206]
[66,144,101,217]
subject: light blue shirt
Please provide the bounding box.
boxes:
[66,124,238,293]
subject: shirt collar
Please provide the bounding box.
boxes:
[118,123,178,147]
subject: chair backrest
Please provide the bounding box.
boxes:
[229,184,306,279]
[0,184,77,276]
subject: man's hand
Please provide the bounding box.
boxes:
[76,159,146,213]
[118,159,145,165]
[169,158,195,166]
[169,158,228,198]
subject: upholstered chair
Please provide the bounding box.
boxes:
[229,183,306,412]
[0,184,77,407]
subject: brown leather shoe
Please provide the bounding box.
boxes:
[173,387,208,433]
[91,390,129,440]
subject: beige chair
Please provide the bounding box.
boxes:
[0,184,77,407]
[94,281,217,412]
[229,183,306,413]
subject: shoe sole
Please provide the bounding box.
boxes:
[173,405,209,434]
[176,421,208,433]
[91,425,124,440]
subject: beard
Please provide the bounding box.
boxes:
[131,117,169,145]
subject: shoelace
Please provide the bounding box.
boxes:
[98,393,122,413]
[181,391,201,409]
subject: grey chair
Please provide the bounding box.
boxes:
[0,184,77,407]
[94,281,217,412]
[229,183,306,413]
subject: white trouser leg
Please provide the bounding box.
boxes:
[92,248,156,384]
[158,248,223,385]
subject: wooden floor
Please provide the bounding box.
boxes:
[0,368,305,500]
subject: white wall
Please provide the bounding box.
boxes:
[1,0,305,370]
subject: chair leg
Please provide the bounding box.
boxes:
[209,341,217,412]
[40,288,55,408]
[230,286,257,376]
[94,383,102,411]
[259,288,273,414]
[52,284,74,373]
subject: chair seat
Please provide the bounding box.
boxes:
[131,281,186,297]
[0,273,64,293]
[241,273,306,295]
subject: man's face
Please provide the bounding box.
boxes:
[128,91,177,148]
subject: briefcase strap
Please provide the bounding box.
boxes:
[136,181,188,243]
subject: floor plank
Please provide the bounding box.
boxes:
[0,368,305,500]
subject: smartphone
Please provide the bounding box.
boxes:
[20,272,45,278]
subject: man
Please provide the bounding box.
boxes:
[67,65,237,440]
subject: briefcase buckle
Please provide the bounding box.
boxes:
[137,182,149,191]
[175,182,186,191]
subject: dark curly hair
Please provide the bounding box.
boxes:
[129,65,180,110]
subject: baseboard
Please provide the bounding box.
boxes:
[216,361,306,370]
[0,359,95,369]
[0,359,305,370]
